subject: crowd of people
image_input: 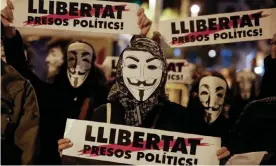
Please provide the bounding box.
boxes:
[1,0,276,165]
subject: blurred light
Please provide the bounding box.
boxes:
[160,8,179,20]
[208,50,216,58]
[256,51,264,66]
[221,49,232,57]
[119,34,133,42]
[174,48,181,57]
[191,4,200,17]
[246,51,255,69]
[141,3,153,20]
[254,66,263,74]
[149,0,156,11]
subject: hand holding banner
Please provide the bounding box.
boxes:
[159,8,276,47]
[62,119,221,165]
[11,0,140,34]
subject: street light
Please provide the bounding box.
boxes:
[191,4,200,17]
[208,50,216,58]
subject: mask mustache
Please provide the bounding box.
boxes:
[127,78,157,86]
[204,105,222,111]
[69,69,88,75]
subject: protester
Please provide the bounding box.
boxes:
[45,39,69,83]
[188,72,231,143]
[1,60,39,164]
[58,32,230,165]
[229,34,276,165]
[2,1,102,164]
[52,40,107,120]
[230,97,276,164]
[229,70,258,124]
[2,30,107,164]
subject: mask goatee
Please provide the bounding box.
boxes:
[206,112,212,124]
[139,90,144,101]
[74,77,78,87]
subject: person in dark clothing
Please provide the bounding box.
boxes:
[45,39,69,83]
[229,70,258,125]
[1,2,156,164]
[187,72,231,143]
[227,34,276,165]
[229,97,276,164]
[52,40,107,120]
[83,78,115,120]
[1,60,40,165]
[231,97,276,153]
[3,32,108,164]
[1,3,107,164]
[58,33,230,165]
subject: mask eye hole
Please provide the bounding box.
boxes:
[68,57,75,62]
[217,93,223,98]
[127,64,137,69]
[200,91,208,95]
[82,59,90,63]
[148,65,157,70]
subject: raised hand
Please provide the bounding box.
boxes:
[1,0,16,38]
[137,8,152,36]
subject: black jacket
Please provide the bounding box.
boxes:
[229,95,256,125]
[53,65,108,120]
[3,30,108,164]
[230,97,276,164]
[259,55,276,98]
[62,100,197,165]
[228,55,276,164]
[1,61,39,165]
[231,97,276,153]
[187,97,231,145]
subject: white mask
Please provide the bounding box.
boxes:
[199,76,227,124]
[46,47,64,78]
[67,42,93,88]
[236,71,256,100]
[122,50,163,101]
